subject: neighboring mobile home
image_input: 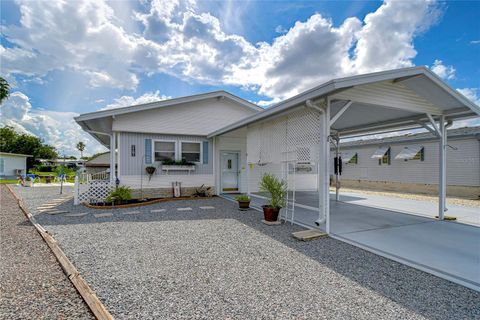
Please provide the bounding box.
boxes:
[334,126,480,197]
[0,152,31,179]
[84,152,111,174]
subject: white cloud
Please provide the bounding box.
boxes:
[2,0,141,90]
[451,88,480,128]
[0,92,107,157]
[275,25,288,34]
[256,97,282,108]
[102,91,171,110]
[470,40,480,45]
[431,59,456,80]
[353,0,442,74]
[2,0,443,100]
[457,88,480,106]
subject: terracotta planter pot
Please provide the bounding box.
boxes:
[238,200,250,210]
[262,205,280,222]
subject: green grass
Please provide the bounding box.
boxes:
[0,179,18,184]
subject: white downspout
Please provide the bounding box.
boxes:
[306,99,328,229]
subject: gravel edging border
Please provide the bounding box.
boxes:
[5,184,113,320]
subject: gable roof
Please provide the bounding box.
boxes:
[208,66,480,138]
[75,90,262,122]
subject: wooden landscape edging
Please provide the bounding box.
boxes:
[5,185,114,320]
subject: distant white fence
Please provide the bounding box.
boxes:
[74,172,113,205]
[79,170,109,182]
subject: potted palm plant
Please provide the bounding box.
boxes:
[235,195,251,210]
[259,173,287,222]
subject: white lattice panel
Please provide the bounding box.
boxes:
[77,180,113,203]
[246,106,322,194]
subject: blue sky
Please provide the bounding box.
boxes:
[1,0,479,156]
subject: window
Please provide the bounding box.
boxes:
[131,145,136,157]
[412,147,424,161]
[348,153,358,164]
[154,141,176,162]
[181,142,201,163]
[378,148,391,165]
[0,158,4,174]
[394,145,424,162]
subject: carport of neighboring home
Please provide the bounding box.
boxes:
[209,66,480,291]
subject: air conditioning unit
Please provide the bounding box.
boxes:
[15,169,23,175]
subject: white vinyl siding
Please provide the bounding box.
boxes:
[180,142,201,163]
[0,154,28,178]
[112,98,258,136]
[154,141,176,161]
[332,137,480,187]
[119,132,213,176]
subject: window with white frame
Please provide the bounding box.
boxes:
[181,142,201,163]
[154,141,176,162]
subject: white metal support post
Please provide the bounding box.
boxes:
[116,132,120,181]
[212,136,218,195]
[325,98,331,234]
[438,115,446,220]
[110,133,116,184]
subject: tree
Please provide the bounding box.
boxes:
[0,125,58,169]
[0,77,9,104]
[76,141,86,158]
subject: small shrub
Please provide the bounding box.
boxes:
[106,186,132,204]
[235,195,251,202]
[34,164,55,172]
[259,173,287,209]
[55,165,75,177]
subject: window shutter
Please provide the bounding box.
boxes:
[145,139,152,164]
[202,141,209,164]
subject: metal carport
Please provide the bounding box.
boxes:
[210,66,480,290]
[210,66,480,231]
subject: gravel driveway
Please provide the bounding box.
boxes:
[12,186,480,319]
[0,185,93,319]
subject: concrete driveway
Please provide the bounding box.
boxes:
[228,191,480,291]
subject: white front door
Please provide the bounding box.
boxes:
[221,152,239,192]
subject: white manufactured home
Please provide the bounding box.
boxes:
[334,127,480,197]
[76,66,480,222]
[76,66,480,290]
[75,91,262,197]
[0,152,30,179]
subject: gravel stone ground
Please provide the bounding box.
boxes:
[0,185,93,319]
[12,186,480,319]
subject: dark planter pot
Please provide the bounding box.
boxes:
[262,205,280,222]
[238,200,251,210]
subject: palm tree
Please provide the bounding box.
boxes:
[76,141,86,158]
[0,77,9,104]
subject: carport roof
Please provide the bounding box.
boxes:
[208,66,480,138]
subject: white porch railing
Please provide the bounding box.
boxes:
[78,170,110,182]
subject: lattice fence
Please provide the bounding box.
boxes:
[246,107,321,193]
[75,178,113,204]
[246,106,322,223]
